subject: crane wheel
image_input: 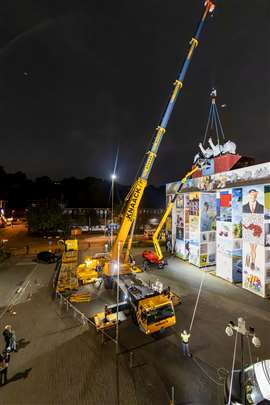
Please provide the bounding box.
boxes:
[104,276,113,289]
[131,309,138,325]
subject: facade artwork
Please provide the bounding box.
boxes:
[169,191,216,268]
[167,162,270,298]
[216,188,243,283]
[242,185,270,298]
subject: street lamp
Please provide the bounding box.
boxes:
[111,173,117,247]
[225,317,261,404]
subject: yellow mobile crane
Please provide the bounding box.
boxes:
[104,0,215,278]
[93,1,216,334]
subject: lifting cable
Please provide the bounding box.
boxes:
[202,102,213,146]
[202,89,226,147]
[189,271,206,332]
[227,331,239,405]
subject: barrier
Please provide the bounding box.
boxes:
[55,290,116,344]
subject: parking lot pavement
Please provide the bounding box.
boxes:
[0,243,269,405]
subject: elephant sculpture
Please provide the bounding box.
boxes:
[198,142,213,159]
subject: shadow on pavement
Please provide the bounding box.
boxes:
[8,368,32,383]
[17,338,31,351]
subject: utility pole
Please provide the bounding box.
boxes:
[111,174,116,247]
[115,241,120,405]
[225,317,261,404]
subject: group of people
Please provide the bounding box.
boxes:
[0,325,17,386]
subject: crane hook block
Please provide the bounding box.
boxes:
[204,1,215,13]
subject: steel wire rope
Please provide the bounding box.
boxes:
[214,102,226,140]
[247,335,257,387]
[192,357,226,386]
[189,271,206,332]
[213,107,221,149]
[227,331,239,405]
[202,103,214,146]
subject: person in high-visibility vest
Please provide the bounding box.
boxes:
[180,330,192,357]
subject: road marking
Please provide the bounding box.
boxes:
[0,263,39,320]
[16,262,36,266]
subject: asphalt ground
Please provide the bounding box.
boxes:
[0,237,269,404]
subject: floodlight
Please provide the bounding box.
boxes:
[225,325,234,337]
[252,335,261,349]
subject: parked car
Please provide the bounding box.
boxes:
[80,225,90,232]
[36,251,61,264]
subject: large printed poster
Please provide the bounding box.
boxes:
[176,210,184,240]
[232,188,243,238]
[242,186,264,214]
[243,241,265,296]
[200,193,216,232]
[242,214,264,246]
[265,185,270,220]
[220,190,232,222]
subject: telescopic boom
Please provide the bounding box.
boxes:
[107,1,215,274]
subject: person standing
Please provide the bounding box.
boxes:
[0,352,8,385]
[3,326,17,352]
[3,326,12,351]
[180,330,192,358]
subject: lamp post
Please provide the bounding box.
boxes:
[225,317,261,405]
[111,174,117,247]
[115,241,120,405]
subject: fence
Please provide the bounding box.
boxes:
[54,290,116,344]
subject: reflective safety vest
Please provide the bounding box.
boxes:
[181,333,190,343]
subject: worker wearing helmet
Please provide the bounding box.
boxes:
[180,330,192,358]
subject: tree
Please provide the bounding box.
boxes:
[27,204,67,234]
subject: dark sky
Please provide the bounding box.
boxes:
[0,0,269,185]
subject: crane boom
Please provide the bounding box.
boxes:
[107,1,215,274]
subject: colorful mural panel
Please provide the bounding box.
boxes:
[243,242,265,297]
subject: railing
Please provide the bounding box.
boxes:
[54,290,116,344]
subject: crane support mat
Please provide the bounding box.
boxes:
[69,293,92,303]
[171,292,181,307]
[93,311,127,331]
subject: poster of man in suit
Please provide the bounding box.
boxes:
[242,187,264,214]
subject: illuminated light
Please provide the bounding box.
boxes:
[252,335,261,348]
[225,325,233,337]
[111,174,117,180]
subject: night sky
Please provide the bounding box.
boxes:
[0,0,269,185]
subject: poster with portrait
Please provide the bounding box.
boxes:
[242,214,264,246]
[243,241,265,297]
[200,193,216,232]
[220,190,232,222]
[242,185,264,215]
[265,185,270,220]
